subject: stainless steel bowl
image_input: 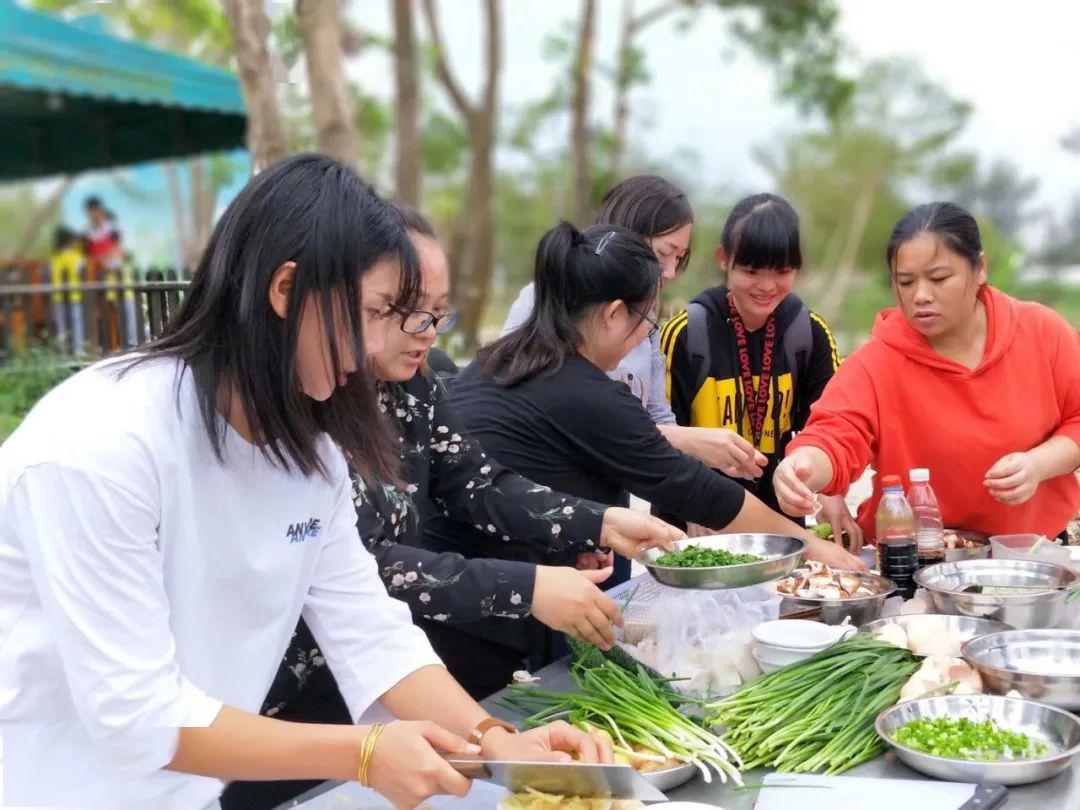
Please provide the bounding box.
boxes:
[944,529,991,562]
[963,630,1080,710]
[640,761,697,792]
[859,614,1012,656]
[914,558,1078,630]
[640,533,805,590]
[876,694,1080,785]
[777,571,896,626]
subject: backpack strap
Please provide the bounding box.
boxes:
[783,302,814,395]
[686,301,711,396]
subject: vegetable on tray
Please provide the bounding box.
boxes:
[707,635,921,775]
[502,655,742,784]
[892,716,1049,761]
[653,546,762,568]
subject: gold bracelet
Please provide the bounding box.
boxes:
[358,725,384,790]
[357,722,386,787]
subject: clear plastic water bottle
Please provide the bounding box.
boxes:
[908,468,945,569]
[876,475,918,599]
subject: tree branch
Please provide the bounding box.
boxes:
[481,0,502,114]
[421,0,475,119]
[631,0,688,33]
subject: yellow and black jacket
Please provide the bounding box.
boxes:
[660,285,840,513]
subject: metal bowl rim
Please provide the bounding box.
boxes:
[914,559,1078,597]
[962,628,1080,667]
[860,614,1014,638]
[875,695,1080,767]
[640,534,805,572]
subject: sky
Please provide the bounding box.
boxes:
[51,0,1080,263]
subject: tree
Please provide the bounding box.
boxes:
[758,60,972,328]
[609,1,689,177]
[954,160,1039,243]
[223,0,290,170]
[421,0,502,350]
[570,0,597,225]
[295,0,360,168]
[392,0,422,206]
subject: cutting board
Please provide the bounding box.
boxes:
[755,773,989,810]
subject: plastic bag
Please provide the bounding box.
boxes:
[990,534,1076,571]
[626,584,780,699]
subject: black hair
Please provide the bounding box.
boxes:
[595,175,694,272]
[387,200,437,240]
[53,226,79,251]
[479,221,660,385]
[128,153,420,482]
[720,193,802,272]
[84,196,103,210]
[886,202,983,272]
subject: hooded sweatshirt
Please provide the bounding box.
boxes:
[788,286,1080,541]
[661,285,839,513]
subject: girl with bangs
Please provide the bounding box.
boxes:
[660,193,861,546]
[430,220,864,700]
[0,155,608,810]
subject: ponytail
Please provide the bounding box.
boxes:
[480,222,659,385]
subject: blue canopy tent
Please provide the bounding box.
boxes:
[0,0,246,180]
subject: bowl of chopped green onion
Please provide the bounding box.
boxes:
[640,533,805,590]
[876,694,1080,784]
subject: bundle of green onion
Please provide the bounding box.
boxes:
[502,658,743,785]
[707,635,920,775]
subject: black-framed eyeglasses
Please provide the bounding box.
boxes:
[631,306,661,338]
[396,307,459,335]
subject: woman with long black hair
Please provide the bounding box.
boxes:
[0,155,607,810]
[419,221,864,694]
[228,204,682,810]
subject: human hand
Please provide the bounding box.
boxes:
[481,720,613,766]
[817,494,864,552]
[366,721,479,809]
[691,428,768,479]
[532,566,622,649]
[985,452,1041,505]
[599,507,682,559]
[774,453,819,516]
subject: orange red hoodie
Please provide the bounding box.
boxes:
[788,286,1080,541]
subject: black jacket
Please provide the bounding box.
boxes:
[660,286,839,513]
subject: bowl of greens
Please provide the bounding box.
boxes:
[639,534,805,590]
[876,694,1080,785]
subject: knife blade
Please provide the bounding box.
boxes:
[443,758,668,802]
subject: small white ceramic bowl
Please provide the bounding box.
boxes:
[751,619,856,673]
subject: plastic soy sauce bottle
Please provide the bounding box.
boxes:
[908,467,945,569]
[875,474,918,599]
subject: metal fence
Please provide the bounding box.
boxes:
[0,260,189,360]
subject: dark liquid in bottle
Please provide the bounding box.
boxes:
[917,551,945,570]
[878,536,918,599]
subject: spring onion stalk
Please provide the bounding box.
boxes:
[502,658,743,785]
[706,635,920,775]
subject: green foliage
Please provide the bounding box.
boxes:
[719,0,855,123]
[0,184,60,257]
[0,348,79,443]
[31,0,232,64]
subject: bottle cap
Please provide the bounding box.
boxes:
[881,474,903,489]
[909,468,930,482]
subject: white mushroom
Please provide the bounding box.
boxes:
[873,623,910,650]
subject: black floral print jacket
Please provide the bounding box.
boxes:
[260,368,607,718]
[357,370,607,623]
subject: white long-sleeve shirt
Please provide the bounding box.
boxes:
[0,358,441,809]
